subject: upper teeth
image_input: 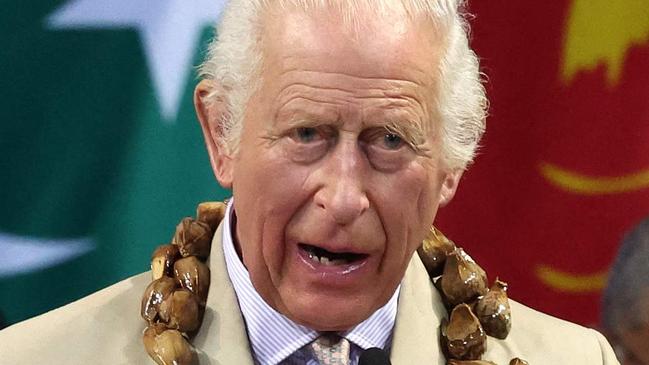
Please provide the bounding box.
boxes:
[308,252,346,266]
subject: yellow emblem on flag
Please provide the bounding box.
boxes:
[562,0,649,85]
[539,162,649,195]
[536,265,608,293]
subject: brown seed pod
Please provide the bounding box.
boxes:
[441,303,487,360]
[143,324,194,365]
[440,248,488,306]
[448,360,497,365]
[174,256,211,304]
[141,277,177,323]
[172,217,212,259]
[151,244,180,280]
[196,201,226,233]
[158,289,202,333]
[433,276,457,312]
[474,278,512,339]
[509,358,529,365]
[418,226,457,277]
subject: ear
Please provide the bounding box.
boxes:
[194,79,234,189]
[439,169,463,207]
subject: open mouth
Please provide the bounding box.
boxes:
[299,243,368,266]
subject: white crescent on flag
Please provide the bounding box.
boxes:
[0,232,94,278]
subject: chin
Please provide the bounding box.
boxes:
[284,294,377,331]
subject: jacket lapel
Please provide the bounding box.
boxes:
[192,222,255,365]
[390,256,447,364]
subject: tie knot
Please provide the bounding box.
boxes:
[310,335,350,365]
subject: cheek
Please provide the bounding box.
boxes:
[372,162,442,264]
[377,161,441,223]
[234,148,314,271]
[413,160,447,227]
[234,145,311,210]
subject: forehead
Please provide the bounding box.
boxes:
[260,4,443,89]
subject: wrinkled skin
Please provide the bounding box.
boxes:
[196,5,462,331]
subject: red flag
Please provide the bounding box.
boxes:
[438,0,649,326]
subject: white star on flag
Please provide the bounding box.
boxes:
[46,0,225,122]
[0,232,94,278]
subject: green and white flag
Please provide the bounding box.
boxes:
[0,0,228,327]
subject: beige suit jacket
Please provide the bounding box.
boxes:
[0,223,619,364]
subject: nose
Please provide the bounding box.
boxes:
[313,139,370,225]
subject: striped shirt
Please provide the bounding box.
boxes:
[222,201,400,365]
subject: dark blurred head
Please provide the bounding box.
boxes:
[602,217,649,365]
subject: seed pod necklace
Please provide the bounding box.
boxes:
[139,201,528,365]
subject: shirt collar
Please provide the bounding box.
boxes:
[222,199,400,365]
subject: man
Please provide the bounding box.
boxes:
[602,217,649,365]
[0,0,619,364]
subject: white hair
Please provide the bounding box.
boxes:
[198,0,487,170]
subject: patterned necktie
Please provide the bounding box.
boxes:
[310,335,351,365]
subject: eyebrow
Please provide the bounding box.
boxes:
[274,102,341,127]
[284,117,337,129]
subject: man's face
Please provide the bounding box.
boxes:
[202,7,460,331]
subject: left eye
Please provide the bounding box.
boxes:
[382,133,404,150]
[292,127,320,143]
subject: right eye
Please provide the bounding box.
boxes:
[284,126,332,164]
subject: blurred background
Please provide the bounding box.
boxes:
[0,0,647,351]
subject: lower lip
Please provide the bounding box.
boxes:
[296,247,370,279]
